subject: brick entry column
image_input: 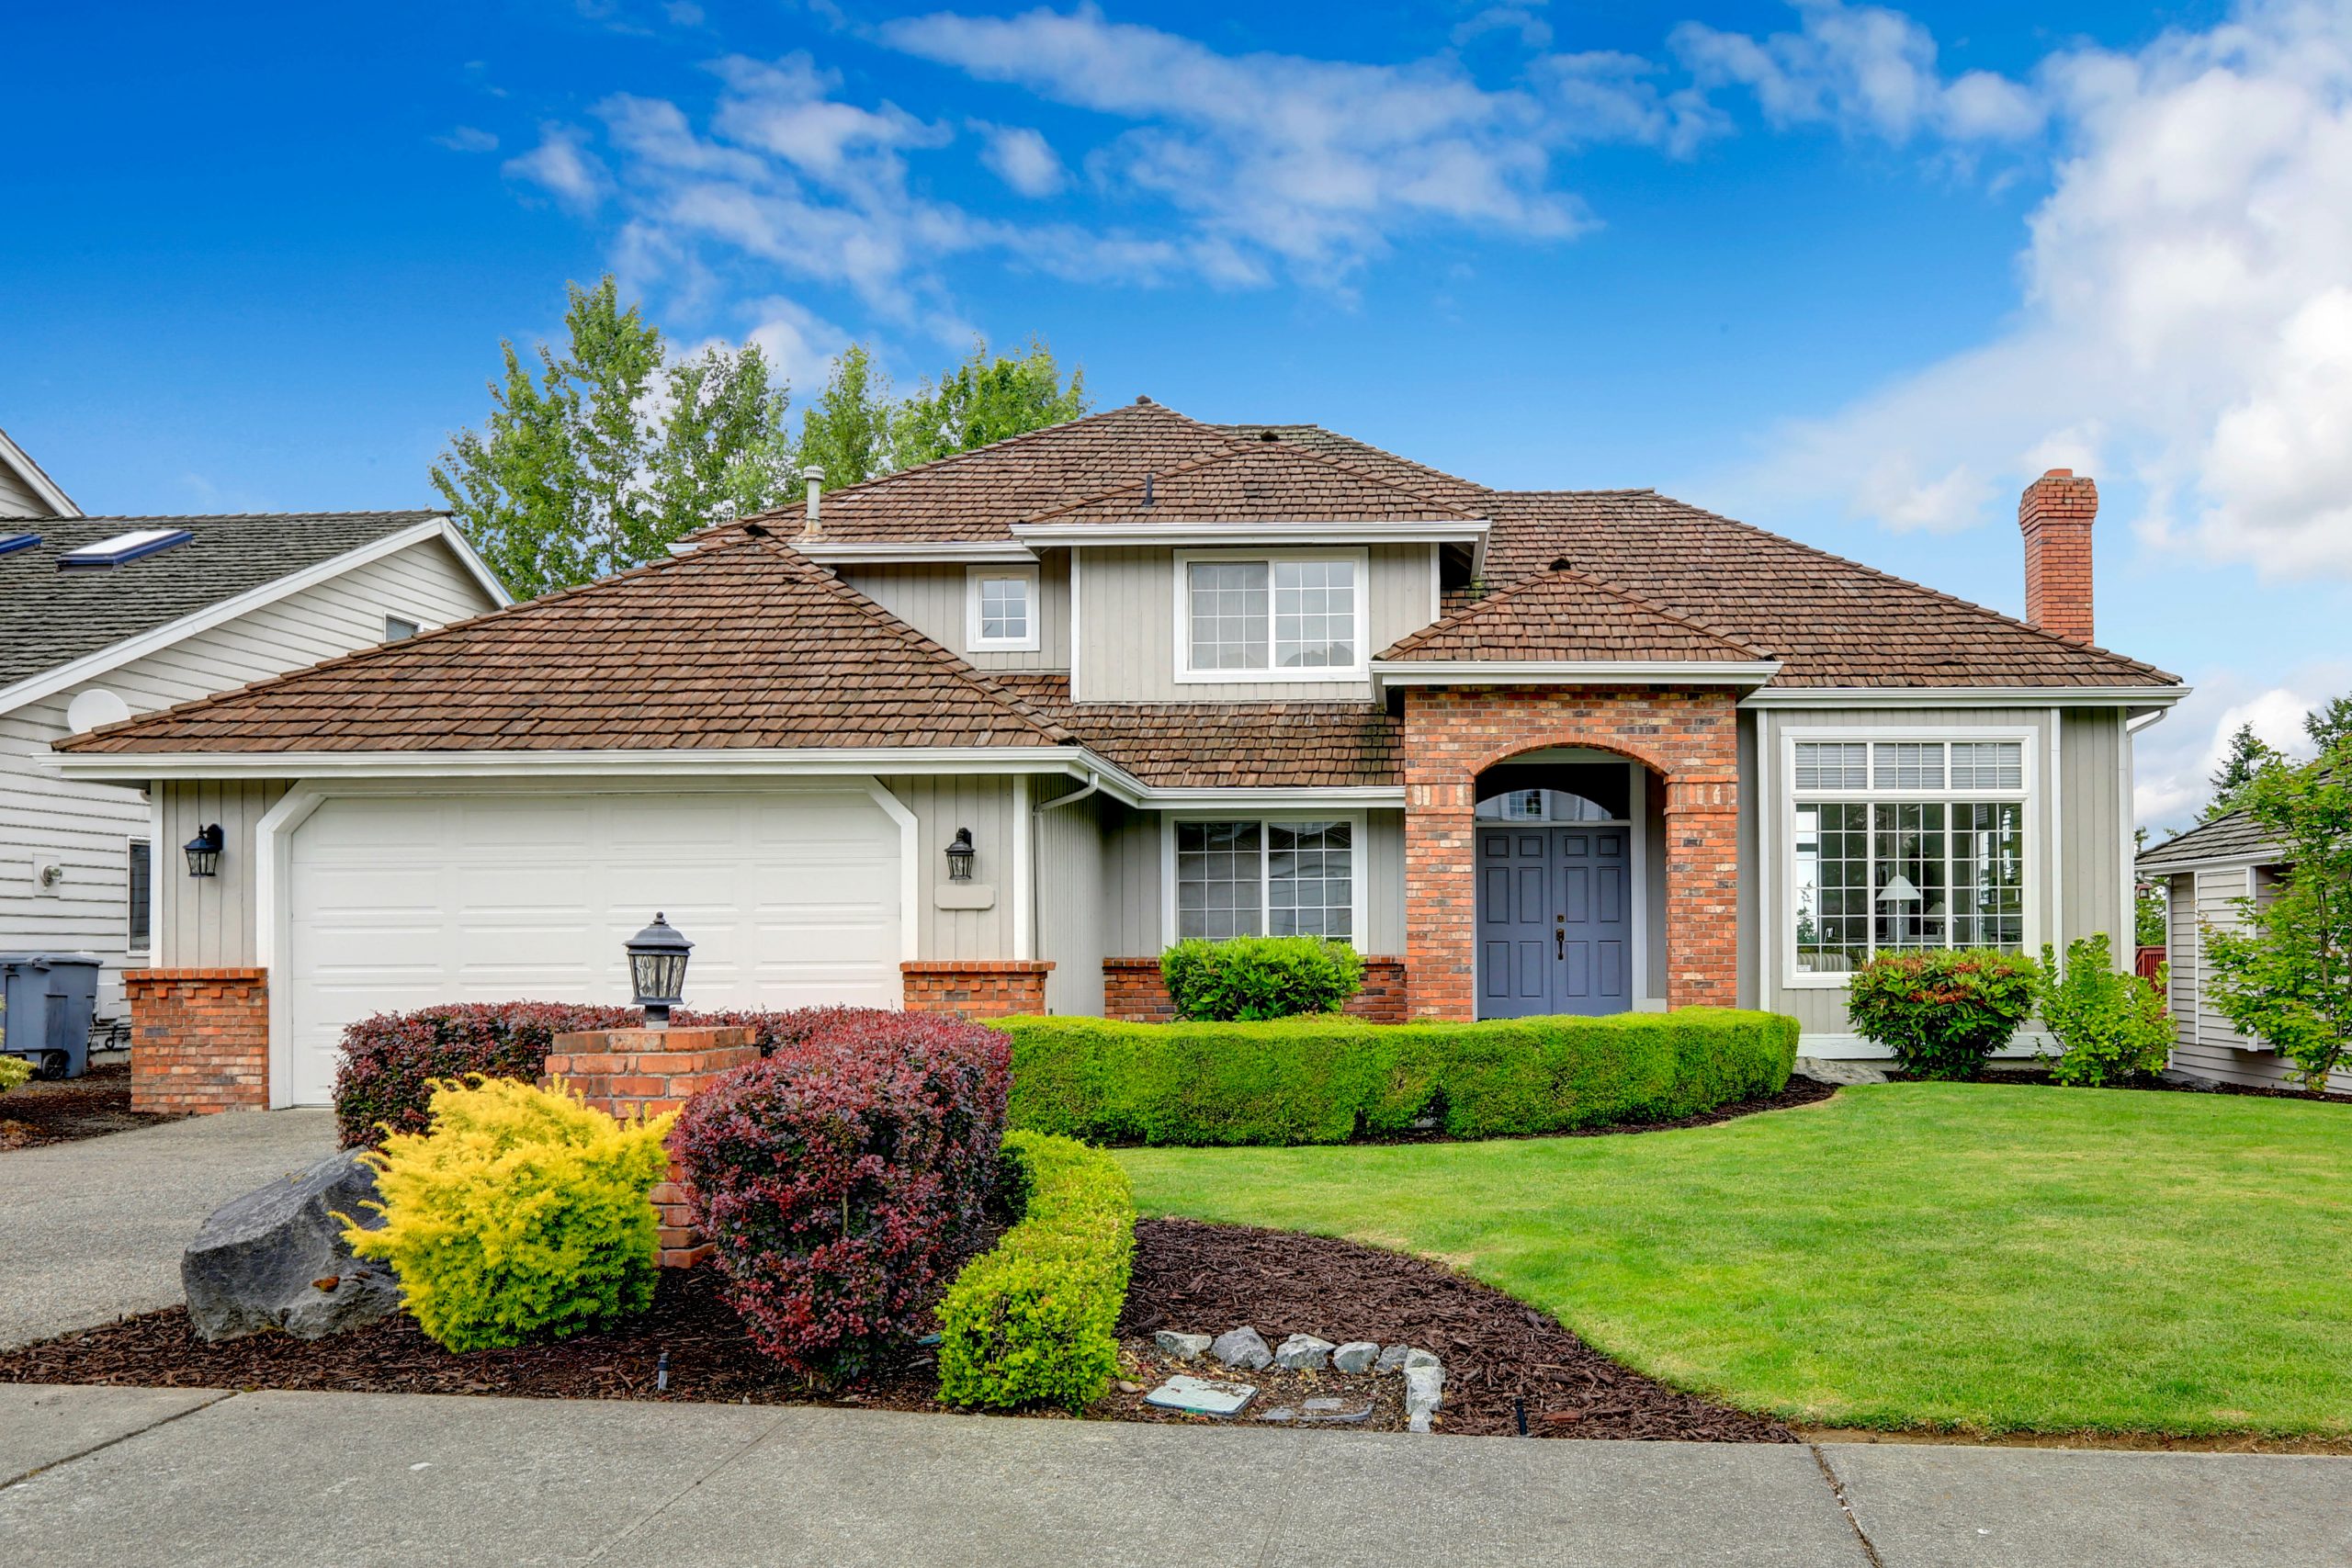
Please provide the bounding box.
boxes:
[542,1025,758,1268]
[125,967,269,1113]
[1400,686,1741,1020]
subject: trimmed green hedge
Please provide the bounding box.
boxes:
[935,1132,1136,1410]
[1001,1009,1802,1145]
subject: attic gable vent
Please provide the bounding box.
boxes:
[0,533,39,558]
[57,527,194,571]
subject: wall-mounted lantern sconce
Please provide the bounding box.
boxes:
[945,827,976,883]
[625,912,693,1029]
[184,823,224,878]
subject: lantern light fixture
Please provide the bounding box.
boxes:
[945,827,976,883]
[625,912,693,1029]
[184,823,224,878]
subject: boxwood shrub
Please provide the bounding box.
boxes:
[936,1131,1136,1410]
[1159,935,1364,1021]
[1000,1008,1801,1145]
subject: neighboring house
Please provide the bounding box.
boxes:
[51,400,2186,1111]
[0,424,82,520]
[2134,812,2341,1091]
[4,506,508,1028]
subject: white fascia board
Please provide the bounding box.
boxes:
[0,518,506,719]
[1374,660,1781,689]
[798,540,1040,564]
[2134,850,2284,877]
[1015,521,1488,548]
[50,744,1114,784]
[1743,684,2191,709]
[0,425,80,516]
[1131,784,1406,807]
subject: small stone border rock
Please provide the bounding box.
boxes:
[1154,1325,1449,1432]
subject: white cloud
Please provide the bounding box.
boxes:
[1671,0,2042,143]
[435,126,500,153]
[503,126,613,210]
[2133,667,2347,827]
[741,296,852,393]
[976,122,1066,197]
[1454,6,1554,51]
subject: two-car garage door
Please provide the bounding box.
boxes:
[283,790,904,1105]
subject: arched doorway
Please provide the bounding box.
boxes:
[1473,756,1646,1018]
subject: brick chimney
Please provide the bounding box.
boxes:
[2019,468,2098,643]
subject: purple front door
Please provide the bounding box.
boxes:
[1476,826,1632,1018]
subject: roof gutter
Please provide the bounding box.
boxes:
[1373,659,1781,697]
[1741,684,2191,709]
[1013,520,1489,548]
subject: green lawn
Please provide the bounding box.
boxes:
[1115,1083,2352,1437]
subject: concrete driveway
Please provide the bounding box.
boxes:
[0,1110,336,1349]
[2,1387,2346,1567]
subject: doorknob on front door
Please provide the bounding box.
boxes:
[1555,929,1565,960]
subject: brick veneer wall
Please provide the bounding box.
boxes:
[2019,468,2098,643]
[125,967,269,1114]
[900,960,1054,1019]
[1401,685,1741,1021]
[542,1025,758,1269]
[1102,956,1408,1023]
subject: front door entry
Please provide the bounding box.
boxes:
[1476,826,1633,1018]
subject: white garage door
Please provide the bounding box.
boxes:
[284,789,904,1105]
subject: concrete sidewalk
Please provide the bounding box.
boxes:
[2,1385,2346,1567]
[0,1109,336,1349]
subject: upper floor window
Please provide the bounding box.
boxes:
[1178,551,1364,682]
[383,615,421,643]
[967,566,1039,651]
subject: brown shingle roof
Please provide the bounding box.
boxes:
[60,532,1069,754]
[1380,566,1771,663]
[1023,439,1479,526]
[998,675,1399,789]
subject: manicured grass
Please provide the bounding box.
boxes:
[1115,1083,2352,1436]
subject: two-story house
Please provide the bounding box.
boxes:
[50,400,2185,1111]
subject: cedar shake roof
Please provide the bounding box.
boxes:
[59,532,1069,754]
[1380,566,1771,664]
[1022,439,1480,526]
[997,675,1398,789]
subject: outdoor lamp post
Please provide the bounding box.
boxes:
[183,823,223,878]
[945,827,976,883]
[626,912,692,1029]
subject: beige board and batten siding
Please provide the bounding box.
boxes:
[1033,782,1108,1015]
[1093,805,1406,959]
[1760,705,2131,1042]
[1074,545,1433,702]
[4,537,496,1013]
[875,773,1023,961]
[840,556,1069,671]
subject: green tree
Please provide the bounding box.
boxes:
[2203,741,2352,1090]
[2203,723,2278,821]
[789,343,896,493]
[433,277,793,599]
[892,336,1088,469]
[2306,692,2352,754]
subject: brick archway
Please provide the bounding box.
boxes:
[1400,685,1740,1020]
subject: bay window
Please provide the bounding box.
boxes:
[1179,552,1364,679]
[1173,817,1357,941]
[1789,738,2028,977]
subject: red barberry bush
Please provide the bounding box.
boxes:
[669,1011,1011,1381]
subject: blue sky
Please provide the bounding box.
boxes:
[7,0,2351,824]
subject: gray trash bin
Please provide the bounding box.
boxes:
[0,953,102,1079]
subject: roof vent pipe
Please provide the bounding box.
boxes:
[1143,472,1155,508]
[800,466,825,538]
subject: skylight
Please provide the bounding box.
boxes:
[57,527,194,570]
[0,533,39,558]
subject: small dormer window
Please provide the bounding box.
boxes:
[57,528,194,570]
[384,615,421,642]
[967,567,1039,652]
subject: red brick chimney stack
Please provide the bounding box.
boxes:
[2019,468,2098,644]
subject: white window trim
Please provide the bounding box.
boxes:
[126,835,153,954]
[1776,726,2041,990]
[1171,547,1371,685]
[383,614,421,643]
[1159,809,1370,946]
[966,564,1041,652]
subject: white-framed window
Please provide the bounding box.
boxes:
[1784,734,2033,985]
[383,615,421,642]
[966,566,1039,651]
[126,839,152,953]
[1174,549,1368,682]
[1165,813,1364,942]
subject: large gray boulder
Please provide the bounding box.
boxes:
[183,1151,400,1342]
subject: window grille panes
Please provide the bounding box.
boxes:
[1268,820,1352,938]
[1272,558,1356,669]
[1949,741,2023,790]
[1176,820,1262,938]
[1793,803,1870,974]
[127,840,152,951]
[1793,742,1868,790]
[1475,789,1615,823]
[1187,561,1271,671]
[1871,802,1948,948]
[1950,802,2024,946]
[977,576,1030,642]
[1872,742,1946,791]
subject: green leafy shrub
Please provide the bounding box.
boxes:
[0,1054,32,1094]
[1845,949,2039,1081]
[2035,935,2174,1087]
[1159,936,1364,1021]
[937,1132,1136,1409]
[345,1077,674,1351]
[998,1009,1799,1145]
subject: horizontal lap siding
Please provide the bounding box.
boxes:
[0,699,149,1014]
[2166,862,2352,1091]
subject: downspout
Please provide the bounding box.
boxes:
[1030,771,1105,1015]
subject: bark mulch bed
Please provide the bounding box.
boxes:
[1972,1066,2352,1106]
[0,1218,1789,1443]
[0,1061,183,1151]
